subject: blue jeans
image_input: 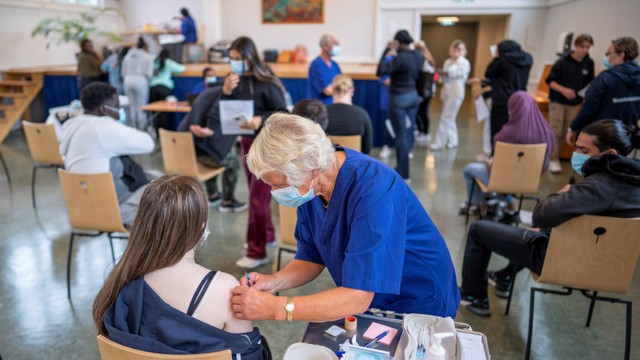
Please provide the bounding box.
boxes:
[389,91,419,179]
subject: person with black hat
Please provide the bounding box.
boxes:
[376,30,424,181]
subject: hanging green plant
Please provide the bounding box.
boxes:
[31,7,124,48]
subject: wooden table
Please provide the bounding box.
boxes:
[141,101,191,113]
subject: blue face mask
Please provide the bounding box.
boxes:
[603,55,613,69]
[205,76,217,84]
[230,59,248,75]
[105,105,126,124]
[571,152,591,174]
[271,179,316,208]
[330,45,341,57]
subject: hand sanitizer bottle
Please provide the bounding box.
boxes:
[427,332,454,360]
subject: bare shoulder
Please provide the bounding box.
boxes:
[211,271,254,333]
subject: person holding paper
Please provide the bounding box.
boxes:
[545,34,595,173]
[222,36,288,269]
[231,114,460,322]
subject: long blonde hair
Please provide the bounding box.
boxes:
[92,175,209,335]
[414,40,435,65]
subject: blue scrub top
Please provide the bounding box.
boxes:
[294,148,460,317]
[308,56,342,105]
[181,16,197,44]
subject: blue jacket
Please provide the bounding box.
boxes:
[181,16,197,43]
[570,61,640,131]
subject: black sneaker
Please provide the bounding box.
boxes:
[488,270,511,299]
[498,211,521,225]
[208,193,222,206]
[219,199,248,213]
[460,288,491,316]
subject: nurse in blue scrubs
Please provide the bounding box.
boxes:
[231,113,460,323]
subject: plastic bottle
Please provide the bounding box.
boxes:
[427,332,454,360]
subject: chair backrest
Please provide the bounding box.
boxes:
[537,215,640,293]
[159,129,200,177]
[97,335,232,360]
[487,142,547,194]
[58,170,126,233]
[278,204,298,247]
[22,121,64,165]
[328,135,362,152]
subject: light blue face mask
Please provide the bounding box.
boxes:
[230,59,248,75]
[271,179,316,208]
[571,151,591,174]
[104,105,126,124]
[205,76,217,84]
[330,45,341,57]
[603,55,613,69]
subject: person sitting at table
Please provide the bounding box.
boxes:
[308,33,342,104]
[190,67,217,98]
[77,39,104,92]
[149,49,186,133]
[121,37,155,130]
[230,114,460,322]
[291,99,329,131]
[461,91,555,223]
[93,174,268,359]
[59,82,156,227]
[325,75,373,154]
[459,119,640,317]
[179,86,247,212]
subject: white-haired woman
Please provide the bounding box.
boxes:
[230,113,460,322]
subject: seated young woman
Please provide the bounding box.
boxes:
[461,91,555,222]
[92,174,268,359]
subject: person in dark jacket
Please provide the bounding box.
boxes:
[484,39,533,145]
[545,34,595,173]
[178,85,245,210]
[376,29,424,180]
[459,119,640,316]
[567,37,640,145]
[93,175,268,359]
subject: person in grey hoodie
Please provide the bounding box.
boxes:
[484,39,533,145]
[459,119,640,316]
[121,37,155,130]
[567,37,640,145]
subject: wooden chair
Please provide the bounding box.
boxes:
[523,215,640,360]
[274,204,298,296]
[58,170,128,300]
[22,121,65,208]
[158,129,225,181]
[465,142,547,225]
[97,335,232,360]
[0,149,10,193]
[328,135,362,152]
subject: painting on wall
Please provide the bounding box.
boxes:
[262,0,324,24]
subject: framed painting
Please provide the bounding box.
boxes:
[262,0,324,24]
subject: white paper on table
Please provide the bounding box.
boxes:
[458,332,488,360]
[489,44,498,58]
[577,84,590,98]
[474,96,490,123]
[219,100,255,135]
[519,210,533,225]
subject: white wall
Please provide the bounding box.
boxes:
[120,0,205,39]
[541,0,640,74]
[0,0,123,70]
[220,0,375,63]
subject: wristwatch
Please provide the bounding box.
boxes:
[284,297,295,323]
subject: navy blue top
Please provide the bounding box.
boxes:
[376,49,423,95]
[294,147,460,317]
[545,53,594,105]
[570,61,640,131]
[308,56,342,104]
[103,277,267,359]
[181,16,197,43]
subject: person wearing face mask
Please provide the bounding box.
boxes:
[190,67,218,97]
[308,33,343,104]
[459,119,640,317]
[230,114,460,322]
[566,37,640,146]
[545,34,595,173]
[93,175,269,359]
[59,82,156,227]
[223,36,288,269]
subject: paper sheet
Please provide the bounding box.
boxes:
[219,100,255,135]
[519,210,533,225]
[474,96,490,123]
[458,332,487,360]
[577,84,590,98]
[490,44,498,58]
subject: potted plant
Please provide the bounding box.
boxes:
[31,7,124,48]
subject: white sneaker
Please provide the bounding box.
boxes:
[235,256,270,269]
[380,145,391,159]
[549,160,562,173]
[430,144,443,151]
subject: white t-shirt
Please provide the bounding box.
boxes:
[441,56,471,101]
[59,114,154,173]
